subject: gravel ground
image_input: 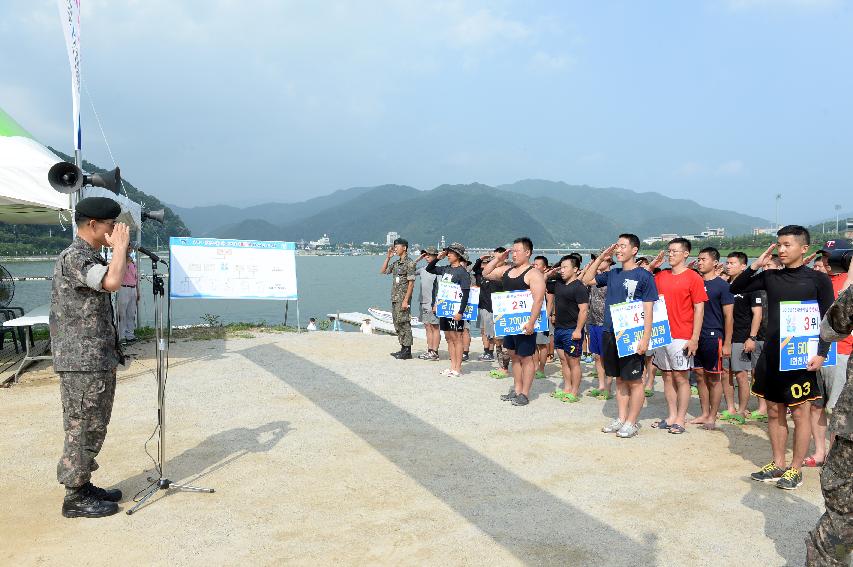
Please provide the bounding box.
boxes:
[0,332,826,566]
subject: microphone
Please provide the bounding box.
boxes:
[135,245,168,266]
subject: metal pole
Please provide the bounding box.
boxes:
[136,225,142,331]
[71,149,82,239]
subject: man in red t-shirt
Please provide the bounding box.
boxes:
[651,238,708,434]
[805,240,853,467]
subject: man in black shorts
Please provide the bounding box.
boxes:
[731,225,835,490]
[582,234,659,438]
[482,237,546,406]
[690,247,734,430]
[549,255,589,401]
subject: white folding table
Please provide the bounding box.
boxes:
[2,304,51,383]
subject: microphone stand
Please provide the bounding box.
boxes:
[127,255,214,515]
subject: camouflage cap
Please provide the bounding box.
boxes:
[444,242,466,258]
[420,246,439,255]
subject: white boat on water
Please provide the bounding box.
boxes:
[368,307,423,327]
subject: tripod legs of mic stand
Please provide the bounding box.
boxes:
[126,477,215,515]
[127,260,215,516]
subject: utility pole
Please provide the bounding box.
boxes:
[775,194,782,229]
[836,204,842,233]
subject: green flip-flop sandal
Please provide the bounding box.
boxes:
[586,388,601,397]
[535,371,547,379]
[729,414,747,425]
[644,388,654,398]
[561,393,580,403]
[597,392,612,400]
[750,411,768,422]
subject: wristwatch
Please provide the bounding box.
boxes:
[747,336,757,341]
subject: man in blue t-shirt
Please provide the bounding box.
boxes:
[691,247,734,430]
[582,233,658,438]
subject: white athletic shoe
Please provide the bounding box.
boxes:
[616,422,641,438]
[601,419,624,433]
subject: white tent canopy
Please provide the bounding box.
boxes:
[0,107,140,230]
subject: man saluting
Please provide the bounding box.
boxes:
[50,197,130,518]
[380,237,416,360]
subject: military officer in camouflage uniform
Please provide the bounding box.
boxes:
[807,269,853,566]
[380,237,416,359]
[50,197,129,518]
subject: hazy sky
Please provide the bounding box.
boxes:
[2,0,851,222]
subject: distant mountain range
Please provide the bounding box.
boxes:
[170,180,770,248]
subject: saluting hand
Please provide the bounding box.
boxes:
[650,250,666,271]
[104,222,130,251]
[753,243,777,271]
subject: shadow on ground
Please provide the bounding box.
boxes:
[118,421,292,505]
[239,342,659,567]
[741,478,821,566]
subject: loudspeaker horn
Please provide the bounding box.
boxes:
[143,209,166,223]
[47,162,122,195]
[48,162,84,194]
[90,167,121,194]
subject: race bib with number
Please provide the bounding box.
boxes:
[610,296,672,358]
[491,290,548,337]
[779,300,836,371]
[435,281,479,321]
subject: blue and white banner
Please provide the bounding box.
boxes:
[611,296,672,358]
[779,300,836,371]
[491,290,548,337]
[169,237,298,300]
[56,0,82,151]
[435,281,479,321]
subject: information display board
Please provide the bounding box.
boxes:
[610,296,672,358]
[169,237,298,300]
[435,281,479,321]
[779,300,836,371]
[492,290,548,337]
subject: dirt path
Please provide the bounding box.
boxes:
[0,332,824,566]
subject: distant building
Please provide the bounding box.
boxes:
[386,231,399,246]
[846,218,853,239]
[310,234,331,247]
[699,227,725,238]
[753,227,778,236]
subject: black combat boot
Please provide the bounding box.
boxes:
[397,346,412,360]
[84,482,123,502]
[62,489,119,518]
[390,347,404,358]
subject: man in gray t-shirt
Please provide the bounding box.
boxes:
[415,246,441,360]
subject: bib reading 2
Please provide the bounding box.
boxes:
[491,290,548,337]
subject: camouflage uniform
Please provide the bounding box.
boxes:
[807,285,853,566]
[386,255,417,347]
[49,237,124,489]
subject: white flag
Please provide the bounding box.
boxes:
[56,0,82,151]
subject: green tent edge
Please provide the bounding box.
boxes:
[0,107,35,139]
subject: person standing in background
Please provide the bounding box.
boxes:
[115,249,139,343]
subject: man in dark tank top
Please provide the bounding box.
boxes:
[481,237,547,407]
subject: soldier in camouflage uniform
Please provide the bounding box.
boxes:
[50,197,130,518]
[807,275,853,566]
[380,237,416,359]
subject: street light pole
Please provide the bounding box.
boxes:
[775,194,782,228]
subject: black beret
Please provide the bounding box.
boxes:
[76,197,121,220]
[393,237,408,247]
